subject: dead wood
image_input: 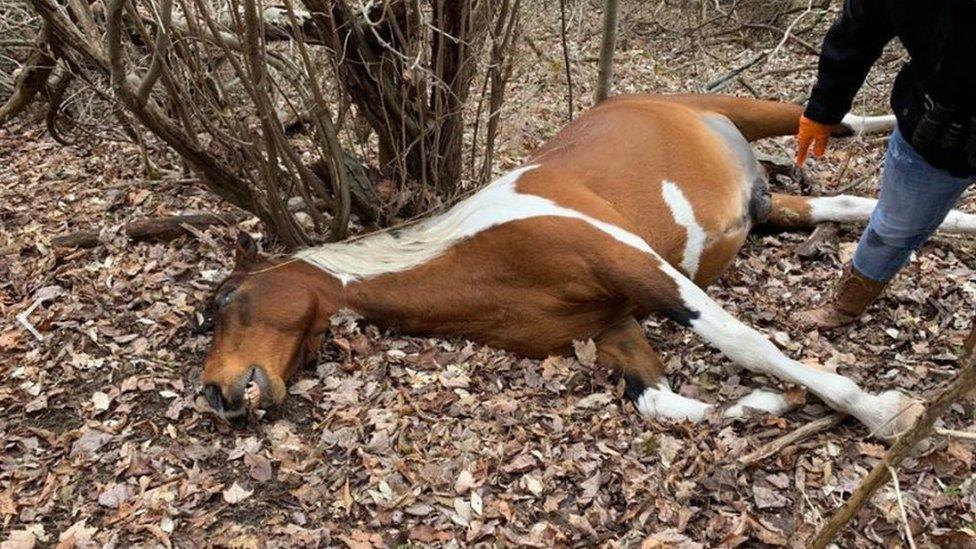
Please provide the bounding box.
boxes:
[796,222,839,258]
[558,0,574,120]
[0,29,56,126]
[738,413,847,469]
[51,212,247,249]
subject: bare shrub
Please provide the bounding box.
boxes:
[17,0,522,246]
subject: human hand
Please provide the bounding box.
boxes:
[795,114,837,166]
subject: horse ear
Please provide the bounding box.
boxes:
[234,232,258,265]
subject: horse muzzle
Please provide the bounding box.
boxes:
[202,364,275,420]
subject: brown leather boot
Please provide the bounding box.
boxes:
[797,263,887,330]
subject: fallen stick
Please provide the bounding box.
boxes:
[17,298,48,341]
[52,212,245,249]
[808,333,976,548]
[888,466,918,549]
[15,286,62,341]
[738,413,847,468]
[796,222,839,258]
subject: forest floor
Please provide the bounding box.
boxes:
[3,2,976,548]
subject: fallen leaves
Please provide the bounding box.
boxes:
[522,474,544,497]
[244,452,273,482]
[573,339,598,367]
[575,391,613,409]
[3,7,976,548]
[454,469,477,494]
[753,483,789,509]
[407,524,454,543]
[90,391,112,412]
[69,429,113,460]
[0,329,24,351]
[222,482,253,505]
[97,483,132,509]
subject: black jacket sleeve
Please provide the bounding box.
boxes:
[804,0,895,124]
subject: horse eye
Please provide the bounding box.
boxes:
[215,286,237,308]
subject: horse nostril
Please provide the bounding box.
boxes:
[203,383,226,412]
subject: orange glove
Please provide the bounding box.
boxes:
[795,114,837,166]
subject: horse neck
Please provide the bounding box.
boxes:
[347,268,442,329]
[290,257,434,332]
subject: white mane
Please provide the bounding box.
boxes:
[294,165,540,284]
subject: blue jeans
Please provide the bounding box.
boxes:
[852,128,974,282]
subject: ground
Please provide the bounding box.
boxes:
[2,2,976,548]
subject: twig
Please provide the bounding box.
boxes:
[830,149,855,189]
[766,0,815,63]
[558,0,574,121]
[736,77,760,98]
[935,427,976,440]
[15,287,62,341]
[705,0,818,93]
[888,466,917,549]
[136,0,173,105]
[703,51,766,93]
[833,177,865,196]
[796,222,839,258]
[809,330,976,548]
[16,301,47,341]
[738,413,846,468]
[739,23,819,55]
[755,62,818,78]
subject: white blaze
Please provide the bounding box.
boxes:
[636,383,711,421]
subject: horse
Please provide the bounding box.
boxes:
[199,94,976,439]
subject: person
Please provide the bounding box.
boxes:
[794,0,976,329]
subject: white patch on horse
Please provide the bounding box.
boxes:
[297,165,671,284]
[296,165,540,284]
[636,383,712,421]
[724,389,791,417]
[809,195,976,234]
[660,259,918,439]
[840,113,896,135]
[637,384,790,422]
[809,195,877,224]
[661,181,706,279]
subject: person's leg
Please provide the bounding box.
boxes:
[853,128,974,282]
[799,128,974,329]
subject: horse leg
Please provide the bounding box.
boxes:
[596,316,792,421]
[596,246,922,440]
[765,192,976,234]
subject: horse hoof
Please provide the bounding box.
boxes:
[871,391,924,441]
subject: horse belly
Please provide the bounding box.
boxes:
[675,113,768,286]
[693,225,750,286]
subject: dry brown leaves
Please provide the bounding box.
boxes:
[3,2,976,547]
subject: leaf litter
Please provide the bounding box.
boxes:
[2,3,976,547]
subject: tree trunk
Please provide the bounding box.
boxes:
[594,0,619,103]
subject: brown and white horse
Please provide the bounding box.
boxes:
[200,94,976,439]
